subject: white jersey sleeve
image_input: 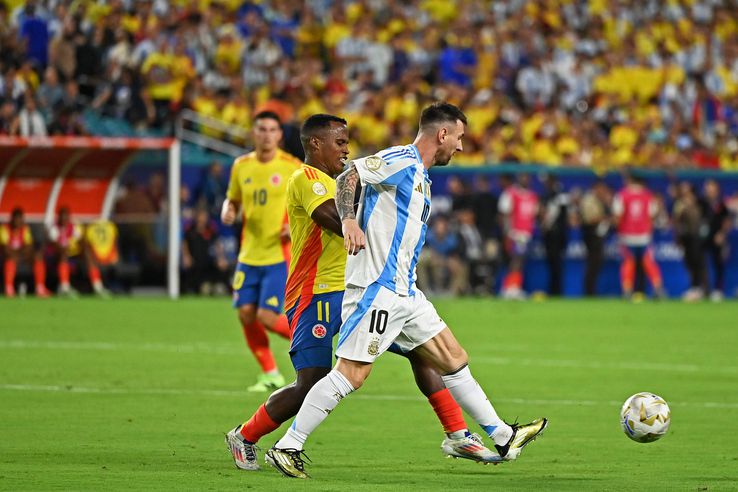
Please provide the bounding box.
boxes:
[498,190,512,214]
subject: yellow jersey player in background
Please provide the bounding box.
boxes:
[226,114,499,473]
[83,219,119,297]
[221,111,302,392]
[1,207,49,298]
[47,207,113,298]
[47,207,83,298]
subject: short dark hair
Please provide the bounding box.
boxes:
[300,113,347,147]
[623,168,644,184]
[253,110,282,125]
[419,102,467,131]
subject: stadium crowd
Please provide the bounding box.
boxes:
[2,0,738,170]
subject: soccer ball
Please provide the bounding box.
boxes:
[620,392,671,443]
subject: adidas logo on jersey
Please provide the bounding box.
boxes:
[414,183,431,198]
[266,296,279,307]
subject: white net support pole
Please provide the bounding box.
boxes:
[167,140,182,299]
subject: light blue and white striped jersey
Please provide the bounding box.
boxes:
[345,144,432,296]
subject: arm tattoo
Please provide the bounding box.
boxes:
[335,163,360,221]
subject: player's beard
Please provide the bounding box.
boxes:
[433,147,453,167]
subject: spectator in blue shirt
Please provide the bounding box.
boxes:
[267,2,299,57]
[19,3,49,68]
[438,40,476,88]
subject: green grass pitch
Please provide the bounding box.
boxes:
[1,298,737,491]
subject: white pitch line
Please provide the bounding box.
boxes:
[0,339,243,355]
[2,383,738,409]
[2,339,737,375]
[0,384,244,398]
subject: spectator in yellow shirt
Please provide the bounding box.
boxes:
[719,139,738,171]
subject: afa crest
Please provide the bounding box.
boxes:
[367,337,380,356]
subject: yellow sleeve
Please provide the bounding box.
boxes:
[0,226,7,245]
[293,169,333,217]
[141,53,156,76]
[226,160,243,202]
[23,226,32,246]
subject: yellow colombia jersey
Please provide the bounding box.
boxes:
[227,149,302,266]
[284,165,346,312]
[0,224,32,249]
[85,221,119,265]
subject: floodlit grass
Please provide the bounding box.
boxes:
[1,298,737,490]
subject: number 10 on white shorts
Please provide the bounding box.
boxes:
[335,284,446,363]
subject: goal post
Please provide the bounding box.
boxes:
[0,136,181,299]
[167,140,181,299]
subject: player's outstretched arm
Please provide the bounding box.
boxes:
[335,163,365,255]
[310,200,343,237]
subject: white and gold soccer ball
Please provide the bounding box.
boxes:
[620,392,671,443]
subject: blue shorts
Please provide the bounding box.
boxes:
[387,343,405,355]
[231,262,287,312]
[287,291,343,370]
[622,245,648,259]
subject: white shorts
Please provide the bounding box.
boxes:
[335,283,446,363]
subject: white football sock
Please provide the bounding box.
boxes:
[275,369,355,450]
[441,365,513,446]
